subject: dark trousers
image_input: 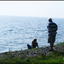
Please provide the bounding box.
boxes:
[27,44,32,49]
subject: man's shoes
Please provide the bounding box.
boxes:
[49,49,54,51]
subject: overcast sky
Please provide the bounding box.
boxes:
[0,1,64,18]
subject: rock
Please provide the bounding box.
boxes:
[0,43,64,59]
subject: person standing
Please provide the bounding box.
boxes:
[47,18,58,51]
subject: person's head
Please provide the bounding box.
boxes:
[32,38,37,43]
[34,38,37,42]
[48,18,52,22]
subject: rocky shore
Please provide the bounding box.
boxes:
[0,43,64,59]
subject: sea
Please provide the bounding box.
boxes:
[0,16,64,53]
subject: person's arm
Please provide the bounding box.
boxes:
[49,28,53,34]
[50,27,58,35]
[32,42,33,49]
[55,24,58,32]
[47,25,53,34]
[37,43,39,48]
[56,27,58,31]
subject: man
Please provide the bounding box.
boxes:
[47,18,58,51]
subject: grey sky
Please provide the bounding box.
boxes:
[0,1,64,18]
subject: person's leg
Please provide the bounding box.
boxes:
[27,44,31,49]
[50,43,54,50]
[51,34,56,50]
[50,34,56,51]
[48,34,54,51]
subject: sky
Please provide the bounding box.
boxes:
[0,1,64,18]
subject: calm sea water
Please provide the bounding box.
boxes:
[0,16,64,53]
